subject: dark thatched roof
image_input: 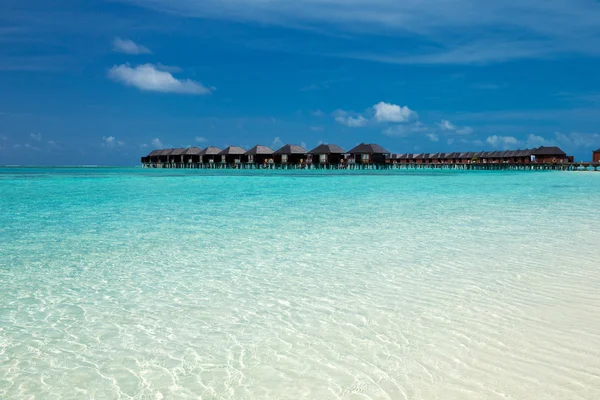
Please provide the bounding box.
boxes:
[147,149,162,157]
[308,143,346,154]
[170,148,187,156]
[245,145,274,155]
[347,143,390,154]
[274,144,307,155]
[159,149,174,156]
[199,146,222,155]
[218,146,246,155]
[184,147,202,155]
[594,148,600,153]
[532,146,566,156]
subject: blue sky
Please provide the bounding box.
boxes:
[1,0,600,165]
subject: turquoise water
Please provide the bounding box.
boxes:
[1,168,600,399]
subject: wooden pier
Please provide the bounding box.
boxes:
[141,161,600,171]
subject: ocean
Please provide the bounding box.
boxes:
[1,167,599,399]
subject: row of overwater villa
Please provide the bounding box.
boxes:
[141,143,590,170]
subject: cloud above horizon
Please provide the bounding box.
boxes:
[112,38,152,55]
[119,0,600,64]
[108,64,212,95]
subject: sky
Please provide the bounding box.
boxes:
[1,0,600,165]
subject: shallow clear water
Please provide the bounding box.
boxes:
[1,168,600,399]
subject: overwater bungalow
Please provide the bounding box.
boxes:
[219,146,246,166]
[347,143,390,165]
[184,147,202,165]
[199,146,222,165]
[158,149,174,165]
[169,148,187,166]
[531,146,571,163]
[307,144,346,166]
[273,144,307,165]
[594,149,600,163]
[245,145,274,165]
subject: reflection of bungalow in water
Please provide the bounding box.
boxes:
[184,147,202,165]
[273,144,307,165]
[594,149,600,163]
[347,143,390,165]
[199,146,222,164]
[219,146,247,165]
[245,145,274,165]
[307,144,346,166]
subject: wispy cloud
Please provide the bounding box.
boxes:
[271,136,283,149]
[112,37,152,55]
[119,0,600,63]
[195,136,208,143]
[426,133,439,142]
[30,132,42,141]
[151,138,163,148]
[108,64,212,95]
[101,136,124,148]
[486,135,519,149]
[332,110,368,127]
[438,119,473,135]
[383,121,428,137]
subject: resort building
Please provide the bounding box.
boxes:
[273,144,307,165]
[593,149,600,163]
[199,146,221,165]
[218,146,247,165]
[183,147,202,165]
[307,144,346,166]
[245,145,274,165]
[141,144,586,169]
[347,143,390,165]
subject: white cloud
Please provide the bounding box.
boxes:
[526,134,550,147]
[486,135,518,148]
[300,141,307,149]
[195,136,208,143]
[438,119,456,131]
[108,64,212,95]
[554,131,600,148]
[438,119,473,135]
[151,138,163,148]
[140,143,149,148]
[373,102,417,122]
[112,37,151,55]
[102,136,124,148]
[332,110,368,127]
[426,133,439,142]
[30,132,42,141]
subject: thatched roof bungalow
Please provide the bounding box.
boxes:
[219,146,246,164]
[532,146,569,163]
[184,147,202,164]
[594,148,600,163]
[245,145,274,164]
[307,144,346,165]
[347,143,390,165]
[169,148,187,164]
[199,146,222,164]
[273,144,307,164]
